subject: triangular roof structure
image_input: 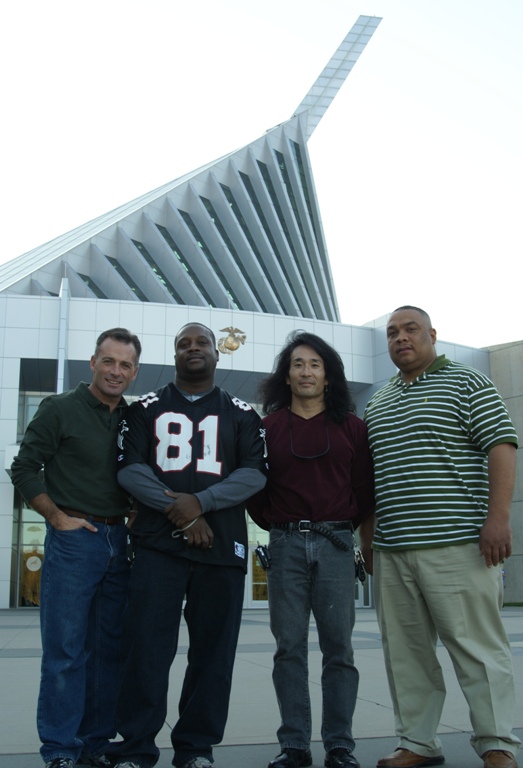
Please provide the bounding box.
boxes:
[0,15,381,323]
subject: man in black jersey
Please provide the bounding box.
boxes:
[108,323,266,768]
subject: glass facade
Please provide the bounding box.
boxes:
[107,256,149,301]
[13,393,47,606]
[178,209,242,310]
[239,171,304,317]
[78,273,108,298]
[17,393,46,442]
[246,518,269,608]
[200,196,268,312]
[17,502,45,607]
[257,160,312,305]
[131,239,184,303]
[220,183,287,313]
[155,225,216,307]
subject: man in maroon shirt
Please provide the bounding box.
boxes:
[248,331,374,768]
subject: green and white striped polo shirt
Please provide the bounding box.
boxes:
[364,355,518,551]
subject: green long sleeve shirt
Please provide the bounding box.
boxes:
[11,382,131,517]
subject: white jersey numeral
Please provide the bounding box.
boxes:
[197,415,222,475]
[155,412,222,476]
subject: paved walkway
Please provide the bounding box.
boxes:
[0,606,521,768]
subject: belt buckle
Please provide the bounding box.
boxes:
[298,520,312,532]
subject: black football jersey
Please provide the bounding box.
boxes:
[118,383,265,570]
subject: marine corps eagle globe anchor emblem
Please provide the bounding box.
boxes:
[218,327,247,354]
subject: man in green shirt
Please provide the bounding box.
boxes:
[11,327,141,768]
[362,306,519,768]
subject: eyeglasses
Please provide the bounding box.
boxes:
[289,410,330,459]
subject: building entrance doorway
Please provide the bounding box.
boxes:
[15,501,45,607]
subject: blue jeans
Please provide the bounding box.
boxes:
[38,521,129,763]
[108,547,245,768]
[267,527,358,753]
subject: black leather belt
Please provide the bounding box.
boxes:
[271,520,354,552]
[61,508,125,525]
[272,520,353,532]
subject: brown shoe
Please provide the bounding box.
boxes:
[482,750,518,768]
[377,749,445,768]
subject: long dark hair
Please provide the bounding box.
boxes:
[259,331,355,423]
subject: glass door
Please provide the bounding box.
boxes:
[17,504,46,607]
[245,518,269,608]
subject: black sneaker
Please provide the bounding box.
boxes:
[269,749,313,768]
[325,748,360,768]
[77,754,114,767]
[44,759,74,768]
[177,758,213,768]
[112,761,144,768]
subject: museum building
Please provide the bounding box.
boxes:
[1,16,521,609]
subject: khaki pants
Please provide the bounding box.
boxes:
[374,543,520,758]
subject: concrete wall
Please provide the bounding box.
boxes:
[489,340,523,604]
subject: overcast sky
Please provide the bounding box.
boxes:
[1,0,522,348]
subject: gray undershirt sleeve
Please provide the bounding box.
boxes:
[195,468,266,512]
[118,464,171,511]
[118,463,266,513]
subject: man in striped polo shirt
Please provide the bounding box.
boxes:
[361,306,519,768]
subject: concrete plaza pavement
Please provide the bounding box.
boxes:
[0,606,521,768]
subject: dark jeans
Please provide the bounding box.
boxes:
[267,527,359,753]
[109,547,245,768]
[38,522,129,764]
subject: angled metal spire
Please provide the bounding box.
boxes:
[295,15,382,140]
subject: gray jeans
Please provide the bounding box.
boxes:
[267,526,359,752]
